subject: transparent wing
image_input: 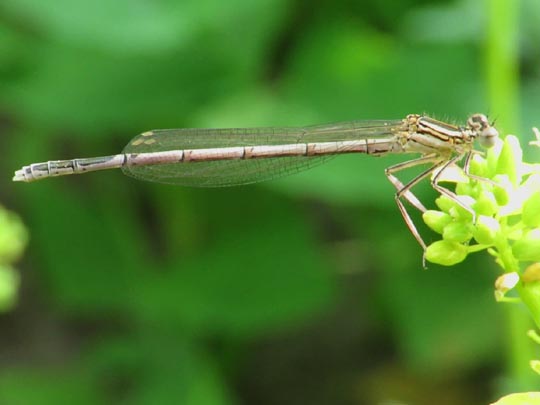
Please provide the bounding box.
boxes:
[121,120,403,187]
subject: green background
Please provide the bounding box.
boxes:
[1,0,539,403]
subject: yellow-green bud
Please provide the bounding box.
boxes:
[473,215,500,245]
[496,135,522,186]
[531,360,540,376]
[492,176,511,207]
[472,191,499,216]
[522,263,540,283]
[442,221,473,243]
[425,240,468,266]
[435,195,454,214]
[448,195,475,221]
[523,191,540,228]
[512,229,540,261]
[423,210,452,234]
[469,154,488,177]
[0,210,28,263]
[522,173,540,192]
[456,181,475,197]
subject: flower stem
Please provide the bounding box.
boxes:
[485,0,520,132]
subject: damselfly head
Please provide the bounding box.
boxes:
[468,113,499,148]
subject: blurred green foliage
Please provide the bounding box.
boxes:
[1,0,539,403]
[0,206,26,310]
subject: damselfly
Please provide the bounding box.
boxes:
[12,113,499,249]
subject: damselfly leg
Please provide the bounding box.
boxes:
[385,154,446,250]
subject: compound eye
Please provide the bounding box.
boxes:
[478,126,499,148]
[467,113,490,131]
[468,114,498,148]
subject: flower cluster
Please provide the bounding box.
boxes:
[423,131,540,271]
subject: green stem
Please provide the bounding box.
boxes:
[502,304,538,391]
[495,223,519,274]
[486,0,520,133]
[516,282,540,330]
[485,0,538,392]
